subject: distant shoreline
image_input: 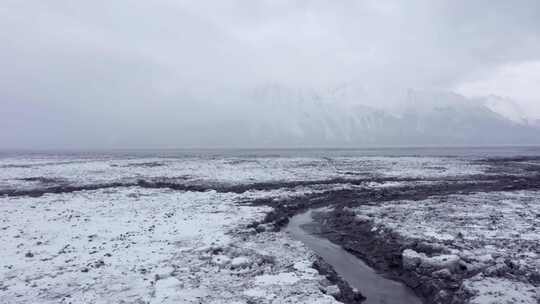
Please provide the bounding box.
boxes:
[2,145,540,159]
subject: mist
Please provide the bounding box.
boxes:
[2,0,540,149]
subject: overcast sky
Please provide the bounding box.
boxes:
[1,0,540,148]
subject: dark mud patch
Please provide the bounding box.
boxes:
[18,177,66,184]
[1,176,414,198]
[0,182,129,197]
[138,176,422,194]
[0,176,370,198]
[0,164,34,169]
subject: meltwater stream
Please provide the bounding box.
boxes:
[285,210,423,304]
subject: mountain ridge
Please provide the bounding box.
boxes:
[197,86,540,147]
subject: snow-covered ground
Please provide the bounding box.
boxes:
[351,191,540,303]
[0,187,340,304]
[1,154,538,303]
[0,155,486,193]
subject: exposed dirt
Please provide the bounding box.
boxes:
[0,182,130,197]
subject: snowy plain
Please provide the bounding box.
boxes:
[0,186,342,304]
[0,152,538,303]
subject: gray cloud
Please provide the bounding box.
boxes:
[1,0,540,148]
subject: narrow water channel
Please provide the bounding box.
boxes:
[285,210,423,304]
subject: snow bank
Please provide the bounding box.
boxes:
[353,191,540,303]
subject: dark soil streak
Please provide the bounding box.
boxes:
[0,183,130,198]
[1,176,423,198]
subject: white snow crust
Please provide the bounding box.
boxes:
[0,187,339,303]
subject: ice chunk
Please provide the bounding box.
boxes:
[231,256,251,268]
[403,249,461,272]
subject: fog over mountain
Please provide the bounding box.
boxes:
[132,85,540,148]
[2,1,540,149]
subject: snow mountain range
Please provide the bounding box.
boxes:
[158,85,539,148]
[187,86,539,147]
